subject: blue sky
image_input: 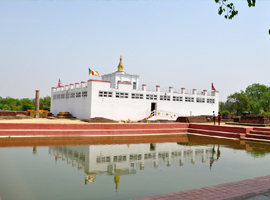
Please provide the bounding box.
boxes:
[0,0,269,101]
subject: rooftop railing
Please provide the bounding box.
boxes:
[52,82,218,97]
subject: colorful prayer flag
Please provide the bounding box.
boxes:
[89,68,100,77]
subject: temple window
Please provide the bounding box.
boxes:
[207,98,215,103]
[70,93,75,98]
[131,93,143,99]
[99,91,113,97]
[76,92,81,98]
[185,97,194,102]
[160,95,170,101]
[146,94,157,100]
[82,91,87,97]
[116,92,128,98]
[173,96,183,101]
[196,98,205,103]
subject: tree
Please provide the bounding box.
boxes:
[227,92,250,115]
[245,83,270,114]
[40,96,51,111]
[0,97,22,111]
[21,98,35,111]
[219,101,234,113]
[214,0,270,35]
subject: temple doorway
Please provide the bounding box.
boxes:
[151,103,156,115]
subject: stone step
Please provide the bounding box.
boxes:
[250,130,270,136]
[188,128,246,139]
[0,128,188,137]
[245,133,270,140]
[189,124,252,134]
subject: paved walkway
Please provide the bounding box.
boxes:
[134,176,270,200]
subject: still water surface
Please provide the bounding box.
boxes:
[1,135,270,200]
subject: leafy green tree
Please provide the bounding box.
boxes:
[219,101,234,113]
[227,92,250,115]
[40,96,51,111]
[0,97,22,111]
[245,83,268,100]
[245,83,270,114]
[21,98,35,111]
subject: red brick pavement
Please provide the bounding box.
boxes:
[134,175,270,200]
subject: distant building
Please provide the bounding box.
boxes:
[51,56,219,120]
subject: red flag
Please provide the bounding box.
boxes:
[212,82,216,91]
[58,79,62,87]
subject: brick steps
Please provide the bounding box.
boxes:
[0,128,188,137]
[189,124,252,134]
[245,134,270,140]
[250,130,270,136]
[0,123,189,130]
[3,122,270,142]
[188,128,246,139]
[241,129,270,142]
[187,124,254,140]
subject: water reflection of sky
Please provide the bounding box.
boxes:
[1,139,270,200]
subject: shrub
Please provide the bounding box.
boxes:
[221,110,230,115]
[262,111,270,116]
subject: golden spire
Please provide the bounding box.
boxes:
[117,55,124,72]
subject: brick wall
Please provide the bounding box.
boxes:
[241,115,270,124]
[0,111,27,116]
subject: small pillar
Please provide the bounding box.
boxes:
[156,85,160,92]
[142,84,147,91]
[181,88,185,94]
[51,87,57,92]
[203,90,207,96]
[70,83,74,89]
[81,81,86,88]
[192,89,197,95]
[169,86,173,93]
[35,90,40,118]
[213,90,219,96]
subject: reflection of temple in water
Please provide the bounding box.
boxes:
[49,143,213,176]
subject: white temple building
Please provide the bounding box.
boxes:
[51,56,219,120]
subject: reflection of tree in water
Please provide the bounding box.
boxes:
[246,151,268,158]
[210,145,221,170]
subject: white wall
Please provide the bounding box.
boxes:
[51,84,91,118]
[51,80,219,120]
[89,81,219,121]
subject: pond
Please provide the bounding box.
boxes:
[1,135,270,200]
